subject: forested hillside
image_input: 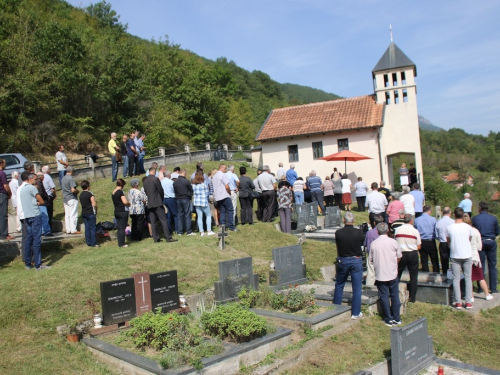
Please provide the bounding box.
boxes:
[0,0,340,155]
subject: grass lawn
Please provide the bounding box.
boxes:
[5,160,498,374]
[282,302,500,374]
[0,160,341,374]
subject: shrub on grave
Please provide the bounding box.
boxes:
[127,311,202,351]
[200,303,267,343]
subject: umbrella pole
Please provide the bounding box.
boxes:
[344,158,347,175]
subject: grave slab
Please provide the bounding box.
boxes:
[132,272,152,316]
[391,318,436,375]
[150,270,180,313]
[214,257,259,303]
[269,245,307,290]
[100,278,137,326]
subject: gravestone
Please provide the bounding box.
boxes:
[391,318,436,375]
[292,204,308,231]
[324,206,342,228]
[212,150,221,161]
[132,272,152,316]
[150,270,180,313]
[214,257,259,303]
[100,278,137,325]
[305,202,318,227]
[269,245,307,290]
[218,225,228,250]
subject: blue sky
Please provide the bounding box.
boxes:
[67,0,500,135]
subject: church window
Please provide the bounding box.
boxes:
[401,71,407,85]
[312,141,323,159]
[385,91,391,105]
[384,74,389,87]
[338,138,349,152]
[394,90,400,104]
[288,145,299,162]
[403,89,408,102]
[392,73,398,86]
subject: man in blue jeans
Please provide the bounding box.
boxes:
[306,170,326,215]
[333,211,365,319]
[472,201,500,294]
[20,173,51,271]
[212,164,236,231]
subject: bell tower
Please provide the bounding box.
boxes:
[373,41,424,190]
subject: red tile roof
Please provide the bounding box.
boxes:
[444,173,473,182]
[491,191,500,201]
[255,95,384,141]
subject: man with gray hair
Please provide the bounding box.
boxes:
[458,193,472,217]
[257,165,277,222]
[333,211,365,319]
[285,164,298,186]
[395,214,421,302]
[306,170,325,215]
[226,165,240,224]
[435,206,454,274]
[61,166,80,234]
[399,185,415,216]
[370,222,402,326]
[378,181,391,203]
[276,162,285,180]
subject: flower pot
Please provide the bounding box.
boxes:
[66,333,80,343]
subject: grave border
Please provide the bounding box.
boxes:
[82,327,292,375]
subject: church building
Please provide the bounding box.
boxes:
[253,42,424,190]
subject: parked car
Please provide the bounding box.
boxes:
[0,153,28,181]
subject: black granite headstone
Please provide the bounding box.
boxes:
[324,206,342,228]
[150,270,180,313]
[305,202,318,227]
[391,318,436,375]
[269,245,307,289]
[292,204,307,231]
[100,278,137,325]
[212,150,221,161]
[214,257,259,303]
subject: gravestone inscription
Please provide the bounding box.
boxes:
[390,317,435,375]
[214,257,259,303]
[270,245,307,289]
[100,278,137,325]
[132,272,152,316]
[150,270,180,313]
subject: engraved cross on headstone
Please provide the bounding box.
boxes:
[218,225,228,250]
[138,276,148,303]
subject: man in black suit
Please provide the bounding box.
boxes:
[143,167,177,243]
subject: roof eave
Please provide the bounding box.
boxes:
[256,124,383,142]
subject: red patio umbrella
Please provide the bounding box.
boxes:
[319,150,372,174]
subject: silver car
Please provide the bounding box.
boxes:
[0,153,28,181]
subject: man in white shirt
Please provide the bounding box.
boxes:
[276,163,285,180]
[42,165,56,232]
[9,171,21,232]
[55,144,69,188]
[366,182,388,228]
[256,165,277,222]
[447,207,473,310]
[434,207,454,274]
[212,164,236,231]
[400,186,415,216]
[226,165,240,224]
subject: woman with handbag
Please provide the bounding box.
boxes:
[238,166,256,225]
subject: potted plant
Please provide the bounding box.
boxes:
[63,319,81,343]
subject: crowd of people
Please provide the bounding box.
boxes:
[334,189,499,326]
[2,150,498,329]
